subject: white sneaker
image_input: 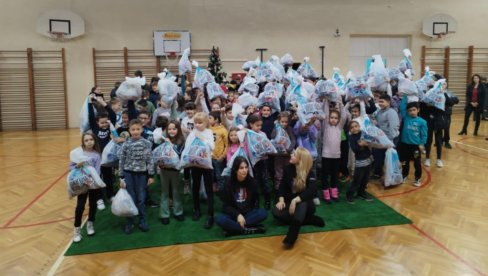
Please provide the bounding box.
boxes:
[436,159,444,168]
[73,227,82,243]
[413,179,421,187]
[313,197,321,206]
[402,177,408,184]
[97,199,105,210]
[424,159,430,167]
[86,221,95,236]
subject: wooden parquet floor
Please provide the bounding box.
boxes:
[0,114,487,276]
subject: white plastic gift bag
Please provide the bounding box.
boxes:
[116,77,145,102]
[178,48,192,75]
[101,141,122,167]
[315,79,340,102]
[297,102,325,125]
[243,129,277,166]
[421,79,446,111]
[79,97,90,134]
[384,148,403,187]
[152,141,180,169]
[206,82,226,100]
[271,123,291,153]
[180,136,213,169]
[111,188,139,217]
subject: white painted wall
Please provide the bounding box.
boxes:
[1,0,487,128]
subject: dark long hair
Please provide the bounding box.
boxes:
[229,156,252,189]
[470,74,482,86]
[166,120,185,145]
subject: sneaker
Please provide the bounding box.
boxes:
[424,159,430,167]
[204,216,214,229]
[86,221,95,236]
[357,193,373,202]
[73,227,82,242]
[174,215,185,222]
[436,159,444,168]
[97,199,105,210]
[413,179,421,187]
[264,200,271,210]
[370,174,381,180]
[402,177,408,184]
[124,223,134,234]
[313,197,321,206]
[183,181,191,195]
[192,210,201,221]
[139,221,149,232]
[346,194,355,204]
[444,143,452,149]
[161,218,170,225]
[145,199,158,208]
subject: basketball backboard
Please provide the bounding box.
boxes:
[153,31,191,56]
[36,10,85,39]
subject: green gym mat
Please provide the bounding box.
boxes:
[65,179,411,256]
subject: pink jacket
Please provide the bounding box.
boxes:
[321,101,349,159]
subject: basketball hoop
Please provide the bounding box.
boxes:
[164,51,179,61]
[436,32,447,40]
[48,31,70,42]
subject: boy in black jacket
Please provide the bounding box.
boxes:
[88,95,117,207]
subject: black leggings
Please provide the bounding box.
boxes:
[272,201,315,224]
[253,160,270,202]
[426,127,443,160]
[74,189,98,227]
[101,166,114,199]
[191,167,214,216]
[321,157,340,189]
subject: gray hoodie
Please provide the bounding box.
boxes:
[119,137,155,176]
[374,107,400,141]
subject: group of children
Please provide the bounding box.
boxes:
[69,55,458,244]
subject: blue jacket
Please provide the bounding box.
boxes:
[400,96,427,146]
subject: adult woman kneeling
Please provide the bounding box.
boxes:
[215,156,267,236]
[273,147,325,248]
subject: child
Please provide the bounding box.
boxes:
[371,94,400,179]
[88,95,117,208]
[148,81,160,106]
[226,127,240,162]
[153,116,169,146]
[152,96,174,126]
[70,132,102,242]
[245,114,272,209]
[158,120,185,224]
[117,110,130,139]
[270,112,296,191]
[221,104,235,130]
[181,102,196,194]
[186,112,215,229]
[181,102,196,137]
[138,110,154,144]
[209,111,229,192]
[211,103,221,112]
[119,119,155,234]
[320,99,349,203]
[260,104,279,192]
[399,97,427,186]
[110,97,122,128]
[346,120,374,204]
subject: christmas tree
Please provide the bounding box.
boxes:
[208,46,227,84]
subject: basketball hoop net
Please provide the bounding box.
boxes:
[164,52,179,61]
[48,31,70,42]
[436,32,447,40]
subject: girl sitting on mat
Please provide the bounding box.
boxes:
[215,156,268,237]
[272,147,325,249]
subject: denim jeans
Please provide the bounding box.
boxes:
[212,159,225,191]
[123,171,147,224]
[215,208,268,233]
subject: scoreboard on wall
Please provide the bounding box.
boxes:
[153,30,191,56]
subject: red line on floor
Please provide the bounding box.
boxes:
[1,217,75,229]
[2,170,69,228]
[454,137,488,160]
[374,165,432,198]
[410,224,486,276]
